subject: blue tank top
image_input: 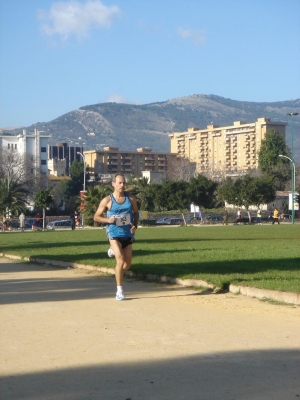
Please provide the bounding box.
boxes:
[106,192,133,239]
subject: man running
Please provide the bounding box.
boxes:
[94,173,139,300]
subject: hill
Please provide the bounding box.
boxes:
[7,94,300,160]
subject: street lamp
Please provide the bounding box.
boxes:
[279,154,295,224]
[77,151,86,192]
[286,112,299,224]
[77,152,86,227]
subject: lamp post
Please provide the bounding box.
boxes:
[77,152,86,227]
[279,155,295,224]
[77,152,86,192]
[286,112,299,225]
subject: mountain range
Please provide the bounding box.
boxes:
[6,94,300,161]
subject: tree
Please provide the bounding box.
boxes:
[169,157,196,182]
[66,161,84,197]
[80,184,112,220]
[258,129,291,190]
[154,180,190,211]
[0,178,29,217]
[0,148,43,195]
[187,174,218,209]
[127,177,157,211]
[218,175,276,221]
[34,188,54,230]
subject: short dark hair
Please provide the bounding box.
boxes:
[112,173,126,182]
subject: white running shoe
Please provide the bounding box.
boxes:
[116,292,125,301]
[107,247,115,257]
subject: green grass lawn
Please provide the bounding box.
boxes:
[1,225,300,293]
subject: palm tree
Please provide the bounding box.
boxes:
[81,184,112,220]
[0,178,29,216]
[129,177,157,211]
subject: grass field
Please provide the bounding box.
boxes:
[1,224,300,293]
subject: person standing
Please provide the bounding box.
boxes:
[36,213,41,229]
[19,212,25,231]
[236,208,242,224]
[272,208,280,224]
[257,208,262,225]
[94,173,139,301]
[2,215,7,231]
[223,208,228,225]
[70,212,75,230]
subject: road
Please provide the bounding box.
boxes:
[1,258,299,400]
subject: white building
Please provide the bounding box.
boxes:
[0,129,50,177]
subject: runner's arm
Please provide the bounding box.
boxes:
[94,196,115,225]
[129,195,139,230]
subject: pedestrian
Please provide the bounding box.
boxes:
[236,208,242,224]
[36,213,41,229]
[223,208,228,225]
[75,211,80,228]
[94,173,139,301]
[70,212,75,230]
[272,208,280,224]
[2,215,7,231]
[257,208,262,225]
[19,212,25,231]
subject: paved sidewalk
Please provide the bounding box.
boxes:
[1,258,299,400]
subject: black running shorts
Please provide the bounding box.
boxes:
[110,237,134,248]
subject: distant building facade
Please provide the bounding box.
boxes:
[0,128,50,176]
[84,147,178,179]
[48,142,83,175]
[169,118,287,177]
[142,171,167,184]
[48,158,67,177]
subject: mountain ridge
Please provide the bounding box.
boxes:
[5,94,300,161]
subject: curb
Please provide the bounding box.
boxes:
[1,253,299,305]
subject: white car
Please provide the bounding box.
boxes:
[47,220,72,230]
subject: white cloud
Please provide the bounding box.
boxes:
[177,27,206,46]
[38,0,121,41]
[105,93,129,103]
[104,93,142,105]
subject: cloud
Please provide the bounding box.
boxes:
[38,0,121,41]
[104,93,142,105]
[105,93,129,103]
[177,27,206,46]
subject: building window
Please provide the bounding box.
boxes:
[8,143,10,149]
[41,160,47,165]
[15,144,17,149]
[41,147,46,152]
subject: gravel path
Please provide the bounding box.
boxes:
[1,258,299,400]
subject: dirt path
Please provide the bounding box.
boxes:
[1,258,299,400]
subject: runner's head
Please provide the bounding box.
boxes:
[112,173,126,193]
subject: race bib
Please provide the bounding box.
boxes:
[114,214,131,226]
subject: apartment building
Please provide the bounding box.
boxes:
[0,128,50,176]
[169,118,287,177]
[83,147,178,179]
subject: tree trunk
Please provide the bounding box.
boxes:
[43,208,46,231]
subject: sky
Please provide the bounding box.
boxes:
[0,0,300,128]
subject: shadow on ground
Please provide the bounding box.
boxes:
[1,349,299,400]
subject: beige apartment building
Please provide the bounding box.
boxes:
[83,147,178,179]
[169,117,287,177]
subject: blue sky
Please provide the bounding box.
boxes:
[1,0,300,128]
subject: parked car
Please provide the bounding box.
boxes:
[25,219,36,229]
[156,217,171,225]
[280,214,292,221]
[47,220,72,230]
[166,218,184,225]
[186,216,201,223]
[206,215,223,222]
